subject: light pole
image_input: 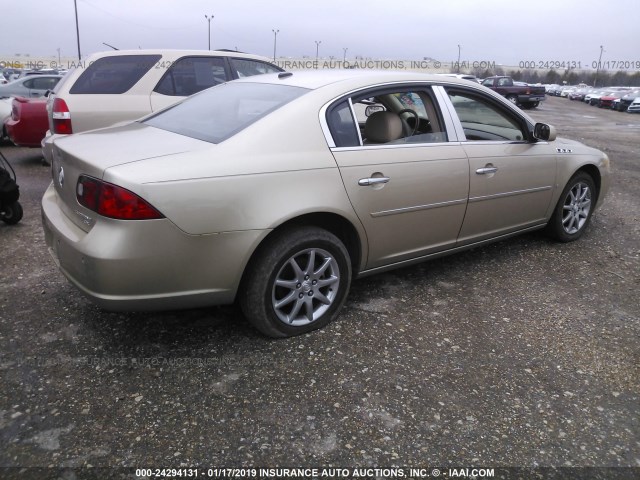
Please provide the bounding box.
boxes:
[343,47,348,62]
[205,14,214,50]
[457,44,461,73]
[73,0,81,60]
[57,48,61,64]
[272,29,279,62]
[315,40,322,61]
[594,45,604,87]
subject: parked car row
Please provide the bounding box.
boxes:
[546,84,640,112]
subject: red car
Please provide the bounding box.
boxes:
[5,96,49,147]
[598,93,623,109]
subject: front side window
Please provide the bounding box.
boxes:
[230,58,282,78]
[446,89,528,141]
[70,55,161,94]
[144,82,308,144]
[154,57,227,96]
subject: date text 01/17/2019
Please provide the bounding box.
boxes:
[519,60,640,70]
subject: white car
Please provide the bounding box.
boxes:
[42,49,283,164]
[628,97,640,113]
[0,75,62,99]
[0,97,12,140]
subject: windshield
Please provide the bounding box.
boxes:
[144,82,308,144]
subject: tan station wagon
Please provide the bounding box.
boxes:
[41,70,610,337]
[41,49,283,164]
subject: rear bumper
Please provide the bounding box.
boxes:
[517,95,545,104]
[41,131,65,165]
[6,118,42,148]
[41,182,266,311]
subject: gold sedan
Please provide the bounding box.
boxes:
[41,71,610,337]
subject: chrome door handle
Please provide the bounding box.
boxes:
[358,177,390,186]
[476,167,498,175]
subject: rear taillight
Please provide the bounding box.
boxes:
[52,98,72,134]
[76,176,164,220]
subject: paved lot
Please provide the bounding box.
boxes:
[0,96,638,476]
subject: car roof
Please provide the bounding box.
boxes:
[232,69,484,90]
[83,49,275,63]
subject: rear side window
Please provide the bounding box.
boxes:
[69,55,161,94]
[327,101,359,147]
[230,58,282,78]
[144,82,308,144]
[30,76,60,90]
[154,57,227,96]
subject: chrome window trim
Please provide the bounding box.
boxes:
[432,85,463,142]
[330,141,461,153]
[347,97,364,146]
[318,101,336,148]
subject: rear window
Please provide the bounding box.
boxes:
[69,55,161,94]
[143,82,308,144]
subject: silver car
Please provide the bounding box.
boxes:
[0,75,62,99]
[42,71,610,337]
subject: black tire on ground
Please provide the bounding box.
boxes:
[530,101,539,108]
[545,172,596,242]
[239,226,352,338]
[1,201,23,225]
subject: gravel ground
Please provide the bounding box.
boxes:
[0,96,638,478]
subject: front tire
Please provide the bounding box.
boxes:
[546,172,596,242]
[240,226,352,338]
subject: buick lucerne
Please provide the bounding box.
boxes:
[41,71,610,337]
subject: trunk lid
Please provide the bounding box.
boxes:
[50,122,211,232]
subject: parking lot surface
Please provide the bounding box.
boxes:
[0,97,639,475]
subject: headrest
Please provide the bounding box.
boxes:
[364,111,403,143]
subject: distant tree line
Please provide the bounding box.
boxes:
[465,66,640,86]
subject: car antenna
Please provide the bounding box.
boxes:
[278,72,293,79]
[102,42,119,51]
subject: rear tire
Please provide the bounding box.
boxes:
[506,94,518,106]
[239,226,352,338]
[1,201,23,225]
[546,172,596,242]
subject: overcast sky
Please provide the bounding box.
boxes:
[2,0,638,67]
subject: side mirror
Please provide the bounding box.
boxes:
[365,105,385,117]
[533,122,556,142]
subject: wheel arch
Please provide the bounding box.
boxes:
[237,211,365,298]
[575,163,601,203]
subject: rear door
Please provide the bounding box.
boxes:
[326,85,470,269]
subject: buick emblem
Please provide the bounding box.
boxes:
[58,166,65,187]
